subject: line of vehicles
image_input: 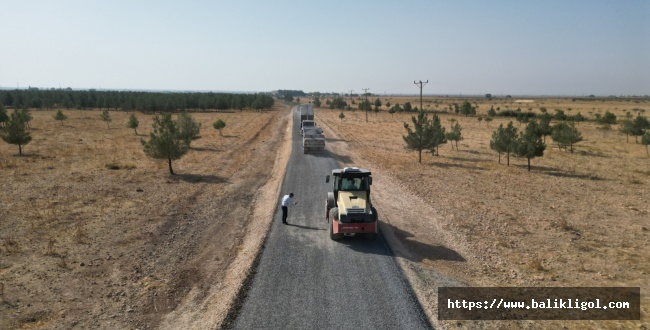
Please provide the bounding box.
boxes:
[296,104,378,240]
[298,104,325,154]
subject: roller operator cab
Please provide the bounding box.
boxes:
[325,167,378,240]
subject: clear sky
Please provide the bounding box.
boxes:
[1,0,648,95]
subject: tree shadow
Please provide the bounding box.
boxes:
[542,171,606,181]
[446,156,487,163]
[190,146,222,152]
[512,164,557,172]
[9,152,53,159]
[221,134,239,138]
[458,149,482,155]
[577,150,609,158]
[426,160,487,171]
[170,174,228,184]
[509,164,607,180]
[381,222,466,262]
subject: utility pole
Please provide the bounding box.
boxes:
[414,80,428,112]
[362,88,369,122]
[349,89,354,105]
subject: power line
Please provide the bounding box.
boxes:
[362,88,370,122]
[414,80,428,111]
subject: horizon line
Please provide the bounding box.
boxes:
[0,86,648,98]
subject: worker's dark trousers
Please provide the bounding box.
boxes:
[282,206,288,223]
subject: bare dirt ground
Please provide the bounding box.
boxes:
[0,106,291,329]
[317,96,649,329]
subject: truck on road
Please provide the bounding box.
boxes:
[299,104,315,136]
[298,103,325,153]
[303,127,325,153]
[298,103,316,136]
[325,167,378,240]
[300,120,316,137]
[299,104,314,122]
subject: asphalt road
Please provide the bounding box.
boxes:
[231,107,431,330]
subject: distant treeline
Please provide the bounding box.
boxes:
[275,90,306,97]
[0,89,275,112]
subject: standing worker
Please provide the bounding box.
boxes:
[280,193,296,224]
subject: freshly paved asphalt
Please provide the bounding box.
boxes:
[231,107,431,330]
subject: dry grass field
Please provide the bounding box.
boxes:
[316,96,649,329]
[0,106,290,329]
[1,97,647,329]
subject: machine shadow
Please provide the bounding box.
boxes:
[380,222,466,262]
[338,234,393,257]
[285,223,325,231]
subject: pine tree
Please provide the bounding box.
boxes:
[430,114,447,156]
[537,112,553,143]
[338,111,345,121]
[2,110,32,155]
[487,106,497,117]
[551,122,583,153]
[490,121,518,165]
[374,98,382,110]
[403,102,412,113]
[18,107,32,128]
[642,131,650,157]
[460,101,476,117]
[177,112,201,142]
[403,110,435,163]
[100,110,112,128]
[127,113,139,135]
[445,122,463,150]
[0,106,8,127]
[141,113,189,175]
[53,110,68,125]
[598,111,617,125]
[619,118,634,143]
[631,115,650,143]
[515,121,546,171]
[213,119,226,136]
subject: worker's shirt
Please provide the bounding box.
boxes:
[281,195,293,207]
